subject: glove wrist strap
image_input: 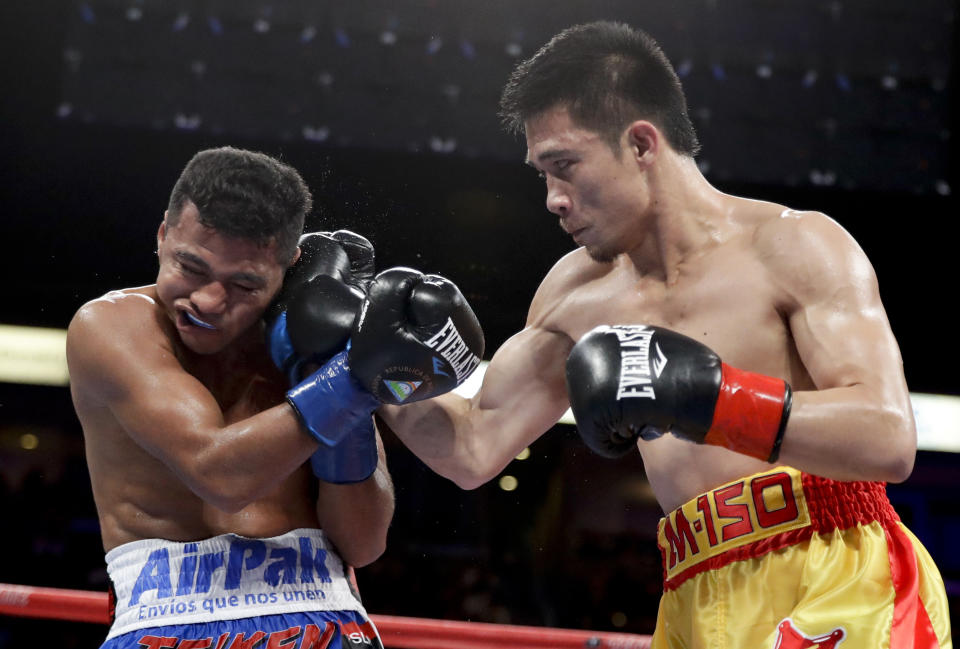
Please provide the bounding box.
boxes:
[286,351,380,446]
[308,421,378,484]
[703,363,792,462]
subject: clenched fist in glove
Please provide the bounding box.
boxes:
[565,324,791,462]
[265,230,374,384]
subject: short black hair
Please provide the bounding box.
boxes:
[167,147,312,262]
[499,21,700,156]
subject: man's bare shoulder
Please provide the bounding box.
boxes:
[527,247,611,326]
[86,285,159,305]
[743,204,875,304]
[67,285,172,395]
[749,204,840,242]
[749,206,860,261]
[70,286,163,339]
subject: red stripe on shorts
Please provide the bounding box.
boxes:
[885,522,941,648]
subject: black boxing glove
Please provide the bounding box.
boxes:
[565,324,792,461]
[328,229,376,291]
[287,267,484,442]
[349,267,485,404]
[265,230,375,383]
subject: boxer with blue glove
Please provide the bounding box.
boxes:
[69,148,393,649]
[266,233,485,484]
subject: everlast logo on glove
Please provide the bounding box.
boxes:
[425,317,482,384]
[599,325,669,400]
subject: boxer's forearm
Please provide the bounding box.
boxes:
[381,327,571,489]
[380,396,513,490]
[170,405,319,513]
[775,385,916,483]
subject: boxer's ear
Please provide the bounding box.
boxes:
[157,214,168,252]
[625,120,659,168]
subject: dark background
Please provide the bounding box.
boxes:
[1,0,957,645]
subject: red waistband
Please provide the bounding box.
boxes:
[802,473,900,531]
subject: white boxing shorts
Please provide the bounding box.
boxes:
[100,528,382,649]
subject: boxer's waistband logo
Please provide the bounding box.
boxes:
[659,468,811,586]
[128,535,332,606]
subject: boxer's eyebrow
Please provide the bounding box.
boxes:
[174,251,266,286]
[175,251,208,269]
[229,272,268,287]
[525,148,575,167]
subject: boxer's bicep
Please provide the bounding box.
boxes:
[790,273,902,395]
[769,213,906,397]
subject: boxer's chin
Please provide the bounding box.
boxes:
[584,243,618,264]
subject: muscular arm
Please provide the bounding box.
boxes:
[315,425,394,567]
[380,324,573,489]
[763,212,916,482]
[68,296,319,513]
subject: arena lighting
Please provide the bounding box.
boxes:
[0,325,69,387]
[454,362,960,453]
[908,393,960,453]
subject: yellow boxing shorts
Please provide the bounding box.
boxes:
[652,467,951,648]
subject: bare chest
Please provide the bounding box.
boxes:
[554,259,792,376]
[81,368,298,547]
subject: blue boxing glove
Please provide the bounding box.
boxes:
[287,349,380,483]
[308,422,378,484]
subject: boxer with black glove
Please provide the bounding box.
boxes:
[265,229,375,384]
[565,324,792,462]
[286,267,485,482]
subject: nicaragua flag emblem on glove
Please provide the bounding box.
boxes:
[384,379,422,402]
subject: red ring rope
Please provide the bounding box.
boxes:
[0,582,652,649]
